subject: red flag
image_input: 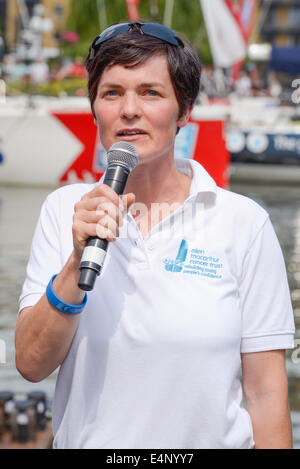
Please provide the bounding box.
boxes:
[126,0,140,21]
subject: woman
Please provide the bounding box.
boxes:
[16,22,295,449]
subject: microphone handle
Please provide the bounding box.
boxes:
[78,164,130,291]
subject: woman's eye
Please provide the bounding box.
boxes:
[104,90,118,97]
[146,90,159,96]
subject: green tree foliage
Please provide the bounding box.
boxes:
[63,0,212,64]
[62,0,99,60]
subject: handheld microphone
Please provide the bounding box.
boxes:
[78,141,139,291]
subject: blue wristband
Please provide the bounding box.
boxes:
[46,274,87,315]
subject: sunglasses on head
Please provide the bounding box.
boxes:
[88,22,184,60]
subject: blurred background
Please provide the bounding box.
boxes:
[0,0,300,449]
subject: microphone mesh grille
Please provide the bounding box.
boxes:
[107,142,139,171]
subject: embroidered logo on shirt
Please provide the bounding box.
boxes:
[164,239,188,272]
[163,239,223,279]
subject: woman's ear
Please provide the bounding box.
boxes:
[177,106,192,129]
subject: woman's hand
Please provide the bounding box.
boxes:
[72,184,135,264]
[15,183,136,383]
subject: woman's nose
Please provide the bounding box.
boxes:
[120,92,142,120]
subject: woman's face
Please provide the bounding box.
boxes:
[94,53,190,164]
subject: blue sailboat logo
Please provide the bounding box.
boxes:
[164,239,188,273]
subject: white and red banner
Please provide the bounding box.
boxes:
[226,0,257,44]
[201,0,256,71]
[0,101,229,188]
[225,0,257,79]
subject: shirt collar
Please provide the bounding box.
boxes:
[175,158,217,199]
[98,157,217,198]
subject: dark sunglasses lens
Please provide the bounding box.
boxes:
[92,22,183,52]
[95,23,130,46]
[141,23,180,46]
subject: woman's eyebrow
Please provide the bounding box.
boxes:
[99,82,164,89]
[99,82,123,89]
[138,82,164,88]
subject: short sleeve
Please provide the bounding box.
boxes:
[240,216,295,353]
[18,193,63,314]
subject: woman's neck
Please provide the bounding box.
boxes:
[125,156,191,208]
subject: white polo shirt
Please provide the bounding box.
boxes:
[19,158,295,449]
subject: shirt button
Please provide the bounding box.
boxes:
[147,243,154,251]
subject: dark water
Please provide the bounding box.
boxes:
[0,185,58,400]
[0,181,300,446]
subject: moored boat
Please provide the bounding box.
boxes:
[0,95,299,188]
[0,390,53,450]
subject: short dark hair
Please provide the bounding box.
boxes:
[85,23,201,119]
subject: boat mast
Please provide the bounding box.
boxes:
[16,0,30,29]
[96,0,108,31]
[257,0,273,35]
[163,0,174,27]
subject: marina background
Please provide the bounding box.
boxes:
[1,0,300,449]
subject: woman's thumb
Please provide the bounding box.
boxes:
[121,193,136,212]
